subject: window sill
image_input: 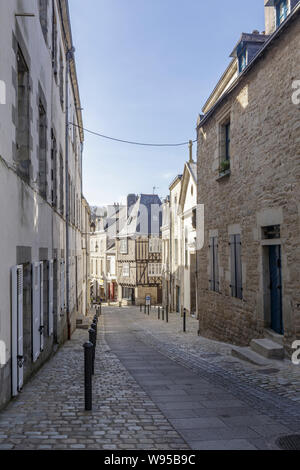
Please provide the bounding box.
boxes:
[216,169,231,181]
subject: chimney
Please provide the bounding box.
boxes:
[189,140,194,163]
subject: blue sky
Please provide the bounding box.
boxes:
[69,0,265,206]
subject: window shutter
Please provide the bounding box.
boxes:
[235,234,243,299]
[12,265,24,396]
[214,238,219,292]
[48,260,54,336]
[40,262,44,351]
[229,235,236,297]
[32,262,41,363]
[209,238,214,291]
[60,260,65,311]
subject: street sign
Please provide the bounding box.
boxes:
[145,295,151,306]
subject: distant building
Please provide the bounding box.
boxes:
[116,194,163,306]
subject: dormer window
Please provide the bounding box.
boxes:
[276,0,289,27]
[238,48,247,73]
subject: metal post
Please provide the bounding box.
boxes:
[162,307,164,321]
[147,305,150,316]
[144,305,146,314]
[158,307,160,320]
[83,342,93,411]
[183,308,186,333]
[92,321,97,341]
[166,304,169,323]
[89,327,96,375]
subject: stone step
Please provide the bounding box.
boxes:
[231,346,270,366]
[250,338,284,360]
[264,329,284,346]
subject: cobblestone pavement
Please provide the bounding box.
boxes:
[0,306,299,450]
[124,306,300,403]
[104,306,300,450]
[0,312,189,450]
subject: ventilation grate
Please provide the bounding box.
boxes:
[276,435,300,450]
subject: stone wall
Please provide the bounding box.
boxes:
[196,17,300,353]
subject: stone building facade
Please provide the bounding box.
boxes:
[0,0,86,408]
[196,0,300,355]
[116,194,163,306]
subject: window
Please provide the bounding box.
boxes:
[276,0,288,27]
[230,234,243,299]
[122,264,130,277]
[16,47,30,181]
[148,263,162,277]
[174,239,178,266]
[59,49,64,107]
[39,0,48,42]
[149,237,162,253]
[219,118,231,173]
[38,101,47,198]
[185,229,188,268]
[52,5,58,80]
[51,129,57,208]
[225,122,231,161]
[59,153,64,215]
[238,48,247,73]
[209,237,219,292]
[120,238,128,254]
[192,208,197,230]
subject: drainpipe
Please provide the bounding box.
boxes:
[65,46,75,340]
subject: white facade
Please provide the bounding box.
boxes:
[0,0,86,408]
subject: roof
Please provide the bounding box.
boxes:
[230,32,269,57]
[198,2,300,129]
[169,175,182,191]
[118,194,162,238]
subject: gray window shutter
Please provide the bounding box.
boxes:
[214,238,219,292]
[12,265,24,396]
[209,238,214,291]
[32,263,41,363]
[48,260,54,336]
[235,234,243,299]
[230,235,236,297]
[40,262,44,351]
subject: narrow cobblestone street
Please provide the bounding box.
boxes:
[0,306,299,450]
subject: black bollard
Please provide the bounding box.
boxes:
[89,327,96,375]
[83,341,93,411]
[162,307,164,321]
[144,305,146,314]
[166,305,169,323]
[183,308,186,333]
[158,307,160,320]
[147,305,150,316]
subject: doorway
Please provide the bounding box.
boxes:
[269,245,284,335]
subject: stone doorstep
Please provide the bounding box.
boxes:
[231,346,270,367]
[250,338,285,360]
[264,329,284,347]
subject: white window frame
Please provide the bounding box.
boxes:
[148,263,162,277]
[122,263,130,277]
[149,237,162,253]
[120,238,128,254]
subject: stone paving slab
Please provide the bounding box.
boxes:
[0,314,189,450]
[104,307,300,450]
